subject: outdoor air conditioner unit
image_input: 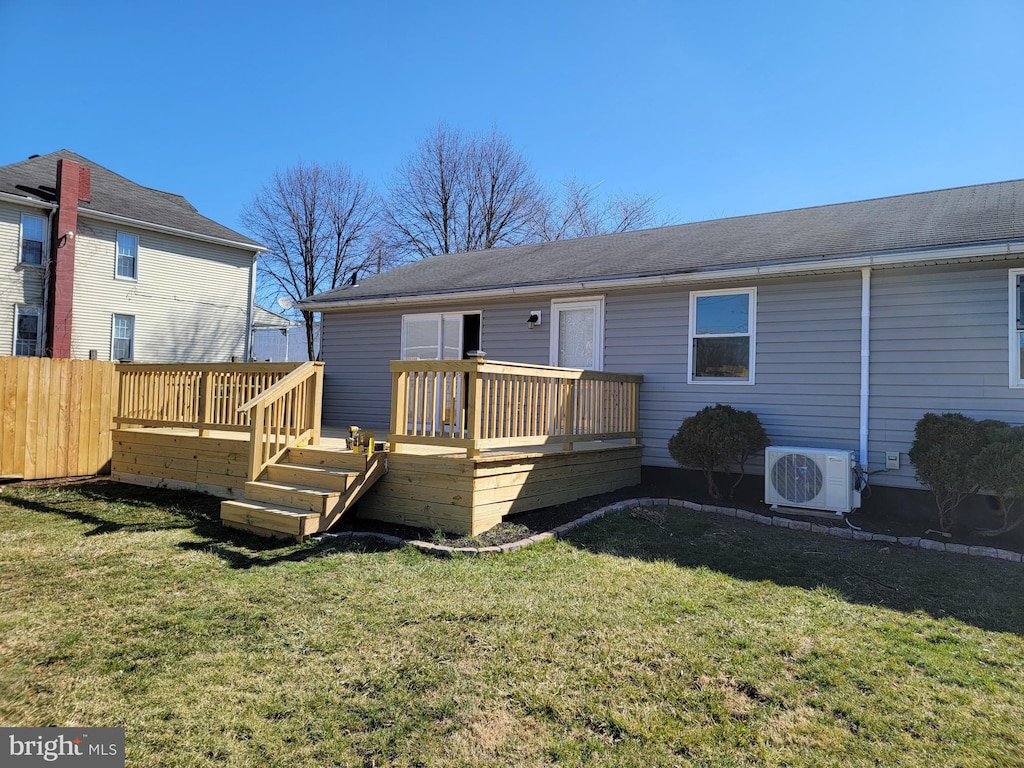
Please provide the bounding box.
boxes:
[764,446,861,515]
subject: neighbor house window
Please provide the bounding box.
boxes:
[20,213,46,265]
[688,288,756,383]
[116,233,138,279]
[112,314,135,361]
[1010,270,1024,387]
[14,306,42,356]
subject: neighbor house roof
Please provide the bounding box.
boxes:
[0,149,263,251]
[252,305,299,328]
[302,178,1024,310]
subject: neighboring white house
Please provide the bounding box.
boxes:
[251,305,320,362]
[0,150,264,361]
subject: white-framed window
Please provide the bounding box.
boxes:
[116,232,138,279]
[20,213,46,266]
[1009,269,1024,387]
[550,297,604,370]
[112,314,135,361]
[401,312,480,361]
[13,305,42,356]
[688,288,756,384]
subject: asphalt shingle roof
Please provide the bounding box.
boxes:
[305,178,1024,307]
[0,150,262,250]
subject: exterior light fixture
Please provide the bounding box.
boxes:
[527,311,541,329]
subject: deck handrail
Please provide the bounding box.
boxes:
[241,361,324,481]
[115,362,303,434]
[389,358,642,457]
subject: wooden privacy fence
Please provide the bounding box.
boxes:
[0,356,116,480]
[115,362,302,433]
[389,358,643,457]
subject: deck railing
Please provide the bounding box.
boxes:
[236,362,324,481]
[115,362,305,434]
[389,358,642,457]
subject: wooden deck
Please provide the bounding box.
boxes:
[111,426,641,536]
[109,359,643,538]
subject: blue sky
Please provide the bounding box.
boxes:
[2,1,1022,235]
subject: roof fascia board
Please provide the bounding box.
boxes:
[0,192,57,210]
[298,239,1024,312]
[78,208,265,254]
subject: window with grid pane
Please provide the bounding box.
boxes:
[116,233,138,279]
[112,314,134,361]
[14,306,41,356]
[688,288,756,383]
[20,214,45,265]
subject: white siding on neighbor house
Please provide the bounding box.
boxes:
[868,260,1024,488]
[605,273,864,470]
[251,324,320,362]
[0,201,48,355]
[71,217,255,361]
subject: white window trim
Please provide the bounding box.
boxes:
[19,212,47,267]
[400,311,481,360]
[687,287,757,385]
[13,305,42,356]
[549,296,605,370]
[115,231,139,281]
[1009,269,1024,387]
[111,313,135,362]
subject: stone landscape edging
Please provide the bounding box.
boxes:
[320,498,1023,564]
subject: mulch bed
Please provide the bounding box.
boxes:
[338,471,1024,555]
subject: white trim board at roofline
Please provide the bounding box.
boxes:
[298,240,1024,312]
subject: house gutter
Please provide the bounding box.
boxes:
[0,192,57,210]
[297,239,1024,312]
[859,268,871,468]
[77,209,266,253]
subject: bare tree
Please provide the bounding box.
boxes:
[384,124,543,259]
[533,177,661,242]
[242,161,378,360]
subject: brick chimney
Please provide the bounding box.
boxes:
[47,159,91,358]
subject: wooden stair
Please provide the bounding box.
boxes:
[220,447,387,540]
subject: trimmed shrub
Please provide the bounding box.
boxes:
[668,404,769,500]
[970,421,1024,536]
[908,412,987,533]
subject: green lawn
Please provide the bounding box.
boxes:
[1,481,1022,767]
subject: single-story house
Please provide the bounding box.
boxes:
[298,179,1024,494]
[251,305,320,362]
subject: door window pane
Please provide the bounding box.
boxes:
[557,308,596,368]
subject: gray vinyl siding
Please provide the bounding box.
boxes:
[868,260,1024,488]
[320,298,554,431]
[605,273,864,470]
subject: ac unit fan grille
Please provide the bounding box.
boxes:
[770,453,824,504]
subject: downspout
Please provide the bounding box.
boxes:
[40,208,55,356]
[244,251,257,361]
[859,267,871,468]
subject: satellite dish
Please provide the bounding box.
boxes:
[277,296,293,311]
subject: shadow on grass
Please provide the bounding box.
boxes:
[564,507,1024,636]
[1,480,401,568]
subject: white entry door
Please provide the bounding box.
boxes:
[550,298,604,370]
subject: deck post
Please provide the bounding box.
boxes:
[198,370,214,436]
[247,402,266,481]
[562,378,576,451]
[389,367,408,454]
[309,362,324,445]
[466,355,485,458]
